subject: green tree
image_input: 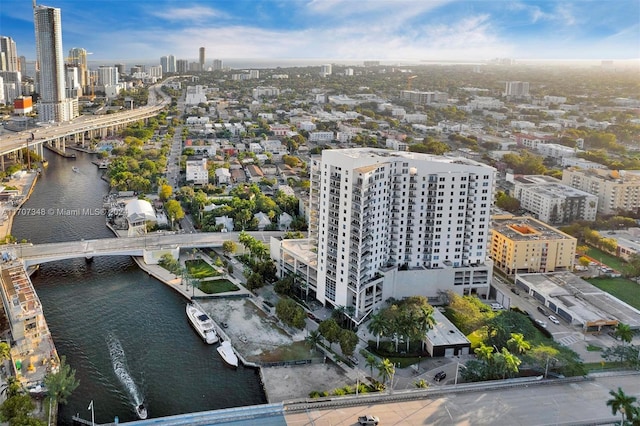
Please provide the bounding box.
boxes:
[246,272,264,291]
[0,342,10,362]
[275,298,306,329]
[222,240,237,256]
[318,318,341,350]
[625,253,640,283]
[0,394,44,426]
[44,355,79,405]
[495,191,521,213]
[165,199,185,226]
[338,329,358,357]
[606,387,638,426]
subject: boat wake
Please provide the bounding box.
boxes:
[106,333,146,418]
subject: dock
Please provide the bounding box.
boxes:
[43,143,76,158]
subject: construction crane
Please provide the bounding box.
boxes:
[407,75,417,90]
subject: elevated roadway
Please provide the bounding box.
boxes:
[1,231,282,267]
[0,81,172,159]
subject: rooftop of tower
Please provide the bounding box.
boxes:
[323,147,494,169]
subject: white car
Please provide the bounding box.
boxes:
[548,315,560,325]
[490,303,504,311]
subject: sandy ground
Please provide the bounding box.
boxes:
[198,298,353,402]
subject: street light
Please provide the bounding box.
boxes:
[454,362,467,385]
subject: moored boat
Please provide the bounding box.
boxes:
[186,304,219,344]
[217,340,239,367]
[72,166,79,173]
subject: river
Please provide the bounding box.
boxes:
[11,151,266,424]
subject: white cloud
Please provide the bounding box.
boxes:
[149,5,223,22]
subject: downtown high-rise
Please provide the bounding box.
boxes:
[273,148,495,321]
[33,3,77,122]
[0,36,19,72]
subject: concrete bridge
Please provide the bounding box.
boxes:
[1,231,282,268]
[0,80,171,166]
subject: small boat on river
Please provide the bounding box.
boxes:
[136,403,148,420]
[72,166,79,173]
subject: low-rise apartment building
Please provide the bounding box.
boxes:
[490,215,577,275]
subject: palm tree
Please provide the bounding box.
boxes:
[500,348,522,378]
[367,313,387,349]
[474,343,495,363]
[614,323,634,345]
[377,358,395,387]
[305,330,322,353]
[507,333,531,355]
[607,387,637,425]
[44,355,79,405]
[0,377,22,399]
[365,355,377,378]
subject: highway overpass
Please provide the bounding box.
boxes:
[0,81,171,161]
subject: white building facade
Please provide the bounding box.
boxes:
[185,156,208,185]
[309,148,495,318]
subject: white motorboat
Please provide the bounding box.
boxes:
[135,403,147,420]
[217,340,239,367]
[186,304,219,344]
[72,166,80,173]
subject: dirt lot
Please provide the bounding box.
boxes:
[199,298,353,402]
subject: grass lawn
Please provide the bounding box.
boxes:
[199,278,238,294]
[185,259,221,279]
[586,277,640,310]
[585,247,628,272]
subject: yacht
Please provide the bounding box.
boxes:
[186,304,219,344]
[217,340,239,367]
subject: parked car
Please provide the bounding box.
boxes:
[348,355,359,365]
[535,319,548,328]
[548,315,560,325]
[510,288,520,295]
[537,306,547,314]
[434,371,446,382]
[490,303,504,311]
[358,414,379,425]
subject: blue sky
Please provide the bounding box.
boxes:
[1,0,638,63]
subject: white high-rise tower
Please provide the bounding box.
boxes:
[309,148,495,316]
[33,2,77,122]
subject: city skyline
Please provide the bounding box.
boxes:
[0,0,638,63]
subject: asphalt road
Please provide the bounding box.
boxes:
[285,373,640,425]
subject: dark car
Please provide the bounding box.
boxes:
[434,371,446,382]
[510,288,520,295]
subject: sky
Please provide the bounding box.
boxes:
[0,0,639,64]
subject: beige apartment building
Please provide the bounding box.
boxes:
[562,168,640,215]
[490,215,577,275]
